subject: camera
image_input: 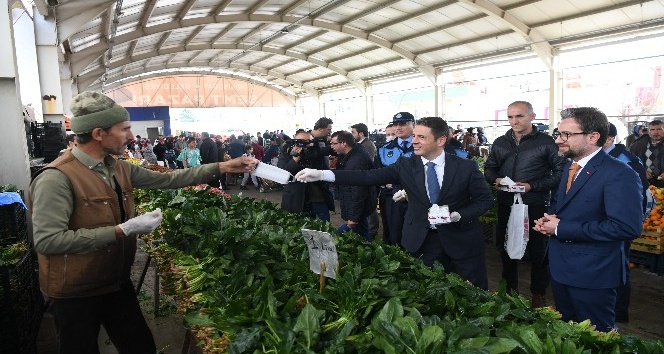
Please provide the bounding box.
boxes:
[286,139,311,156]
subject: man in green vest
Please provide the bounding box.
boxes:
[30,91,257,353]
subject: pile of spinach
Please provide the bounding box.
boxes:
[136,187,663,354]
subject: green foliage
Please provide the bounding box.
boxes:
[137,187,663,353]
[0,242,27,266]
[474,156,499,224]
[0,184,19,193]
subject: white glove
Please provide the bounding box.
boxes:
[118,208,163,236]
[450,211,461,223]
[392,189,408,202]
[294,168,323,183]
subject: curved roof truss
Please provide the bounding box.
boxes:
[35,0,664,97]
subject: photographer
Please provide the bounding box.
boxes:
[278,117,335,221]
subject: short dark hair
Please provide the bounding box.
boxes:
[331,130,355,146]
[350,123,369,137]
[649,120,663,127]
[202,132,210,138]
[562,107,609,147]
[314,117,333,130]
[65,134,76,144]
[415,117,449,140]
[509,101,534,114]
[186,137,196,144]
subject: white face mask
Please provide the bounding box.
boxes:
[385,135,396,142]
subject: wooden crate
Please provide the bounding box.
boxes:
[632,231,664,254]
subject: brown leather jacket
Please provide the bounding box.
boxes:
[36,151,136,298]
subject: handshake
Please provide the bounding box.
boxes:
[118,208,163,236]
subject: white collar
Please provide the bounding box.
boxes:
[574,147,602,169]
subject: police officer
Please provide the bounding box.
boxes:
[376,112,415,246]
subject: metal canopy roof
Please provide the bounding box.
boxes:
[32,0,664,97]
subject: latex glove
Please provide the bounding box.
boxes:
[294,168,323,183]
[118,208,163,236]
[392,189,408,202]
[450,211,461,223]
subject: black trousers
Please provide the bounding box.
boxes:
[45,281,156,354]
[382,190,408,247]
[414,229,488,290]
[496,203,550,295]
[378,191,391,244]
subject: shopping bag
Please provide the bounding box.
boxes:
[505,193,529,260]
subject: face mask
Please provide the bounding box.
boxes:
[386,135,396,142]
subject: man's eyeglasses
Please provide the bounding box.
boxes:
[552,131,589,142]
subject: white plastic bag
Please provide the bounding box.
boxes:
[505,193,529,260]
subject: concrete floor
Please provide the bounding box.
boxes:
[36,185,664,353]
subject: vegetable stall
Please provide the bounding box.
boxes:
[136,186,663,353]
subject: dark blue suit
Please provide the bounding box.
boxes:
[334,153,494,289]
[548,150,643,331]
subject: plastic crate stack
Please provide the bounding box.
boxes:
[30,121,65,163]
[1,252,42,354]
[0,192,43,354]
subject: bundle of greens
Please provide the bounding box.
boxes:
[136,187,663,354]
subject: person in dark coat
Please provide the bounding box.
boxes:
[628,120,664,187]
[484,100,565,307]
[604,122,649,323]
[199,132,219,187]
[330,131,376,240]
[278,125,335,222]
[228,136,245,159]
[153,136,167,166]
[295,117,494,289]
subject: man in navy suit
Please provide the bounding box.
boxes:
[295,117,494,289]
[535,107,643,332]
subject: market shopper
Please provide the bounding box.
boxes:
[483,100,565,307]
[199,132,219,186]
[629,119,664,187]
[177,137,202,168]
[534,107,643,332]
[29,92,257,354]
[295,117,494,289]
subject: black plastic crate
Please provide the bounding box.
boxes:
[0,202,27,247]
[630,250,662,275]
[0,251,43,354]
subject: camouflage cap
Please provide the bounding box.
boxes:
[69,92,129,134]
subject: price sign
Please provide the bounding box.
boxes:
[301,229,338,279]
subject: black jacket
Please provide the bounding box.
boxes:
[153,142,167,160]
[199,137,218,164]
[608,143,649,211]
[335,144,376,222]
[484,126,566,206]
[629,135,664,177]
[278,140,334,213]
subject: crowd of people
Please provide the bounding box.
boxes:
[33,91,649,353]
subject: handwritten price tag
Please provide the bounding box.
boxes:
[301,229,338,279]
